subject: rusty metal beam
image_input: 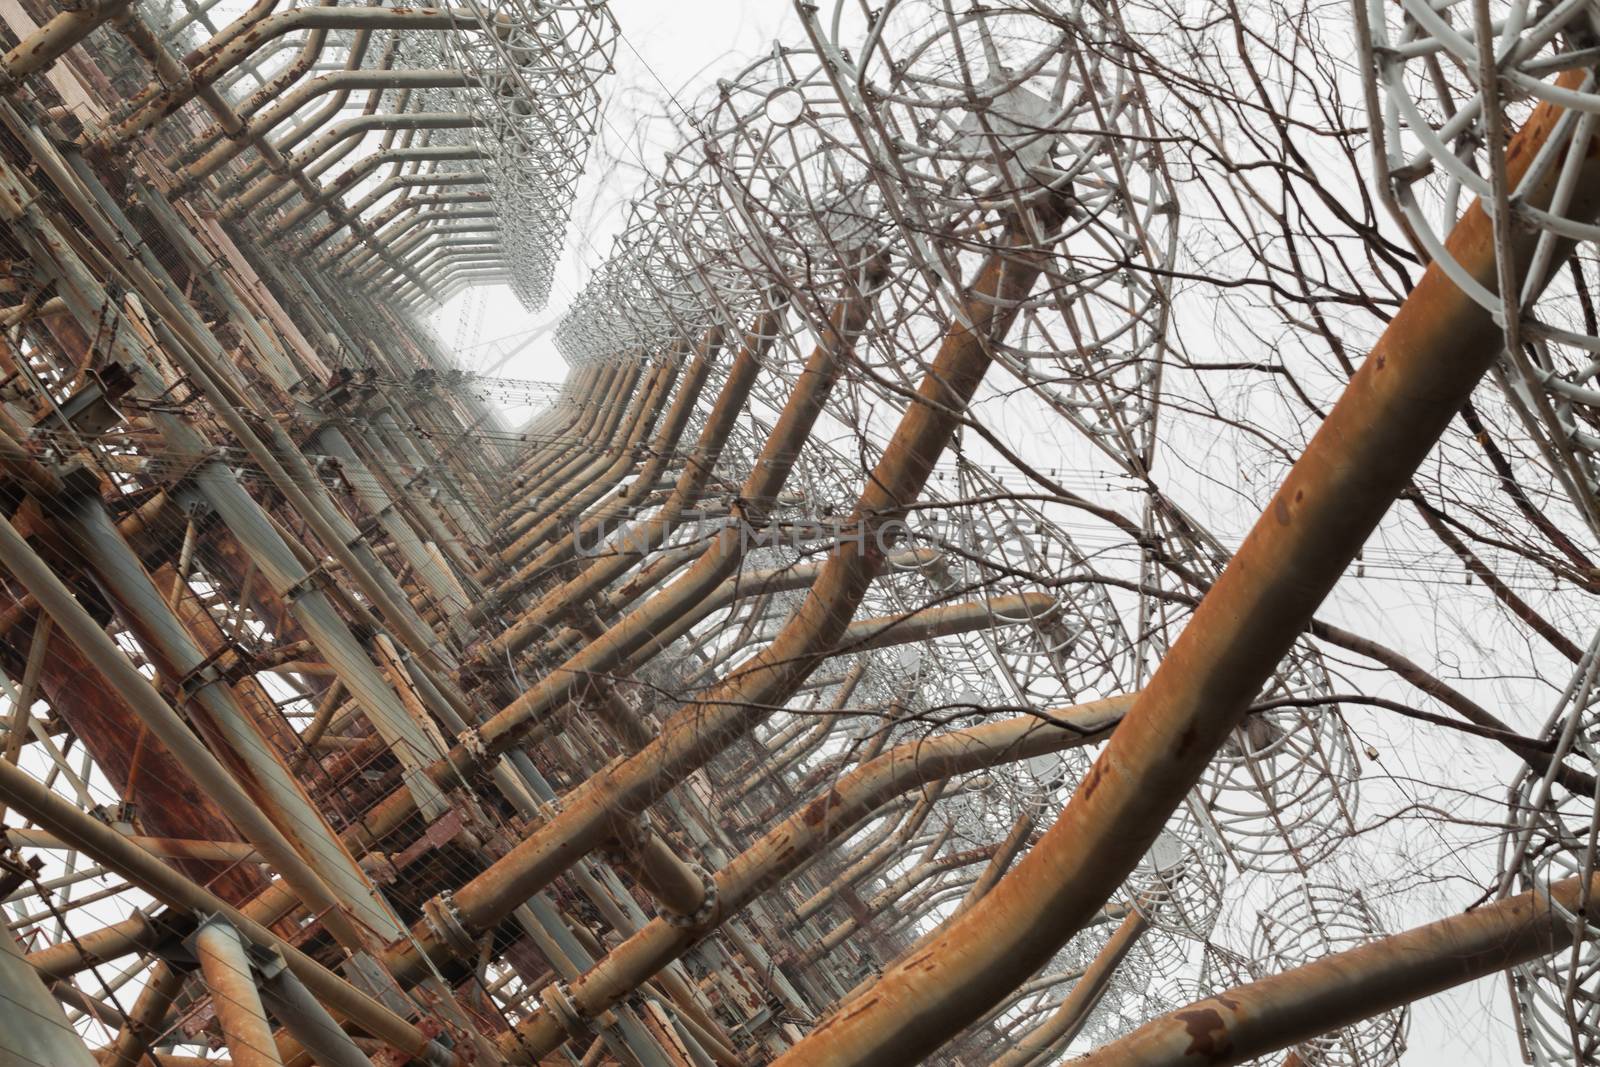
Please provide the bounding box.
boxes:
[1076,875,1600,1067]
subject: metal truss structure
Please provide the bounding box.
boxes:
[0,0,1593,1065]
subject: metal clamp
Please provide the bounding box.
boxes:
[280,561,333,605]
[419,891,476,959]
[535,796,563,824]
[663,864,719,929]
[173,652,229,704]
[538,979,590,1039]
[455,726,488,760]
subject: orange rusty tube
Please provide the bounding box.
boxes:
[830,812,1042,1010]
[0,0,133,90]
[807,845,999,959]
[101,961,186,1067]
[1074,874,1600,1067]
[0,758,459,1066]
[392,216,1066,987]
[611,823,711,920]
[7,827,265,864]
[461,272,886,747]
[765,71,1600,1067]
[26,912,168,983]
[507,363,599,475]
[335,549,943,865]
[195,919,282,1067]
[488,361,637,552]
[494,357,656,550]
[530,547,941,680]
[501,364,614,503]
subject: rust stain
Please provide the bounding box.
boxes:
[800,785,846,827]
[1080,762,1103,800]
[1176,1005,1233,1060]
[834,994,881,1026]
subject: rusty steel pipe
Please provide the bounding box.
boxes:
[493,359,652,552]
[483,330,719,598]
[7,827,265,864]
[225,114,484,217]
[807,845,1000,959]
[181,70,482,190]
[179,20,379,184]
[480,363,630,557]
[459,271,885,734]
[0,0,133,91]
[505,364,605,487]
[496,343,700,568]
[496,357,678,564]
[101,962,185,1067]
[1075,875,1600,1067]
[0,512,371,953]
[195,919,282,1067]
[25,912,168,983]
[338,553,939,857]
[386,221,1066,986]
[611,824,712,920]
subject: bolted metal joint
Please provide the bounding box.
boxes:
[661,863,719,928]
[420,890,477,959]
[455,726,489,760]
[538,979,591,1040]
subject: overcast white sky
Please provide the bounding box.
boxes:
[425,0,803,413]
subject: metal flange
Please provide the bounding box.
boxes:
[419,890,477,959]
[538,979,591,1040]
[663,863,719,929]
